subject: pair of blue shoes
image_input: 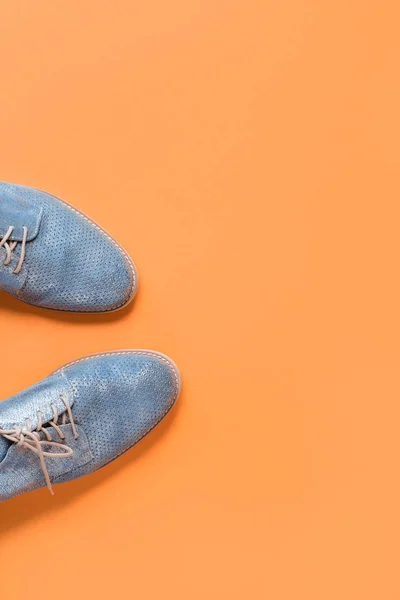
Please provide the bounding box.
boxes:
[0,183,181,501]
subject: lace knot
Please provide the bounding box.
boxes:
[0,395,78,495]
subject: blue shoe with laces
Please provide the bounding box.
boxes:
[0,182,138,312]
[0,350,181,501]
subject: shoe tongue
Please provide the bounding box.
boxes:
[0,183,43,242]
[0,371,74,463]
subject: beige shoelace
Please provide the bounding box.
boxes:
[0,225,28,274]
[0,395,78,495]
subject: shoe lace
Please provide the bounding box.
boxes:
[0,395,78,495]
[0,225,28,274]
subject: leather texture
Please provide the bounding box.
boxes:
[0,350,181,501]
[0,189,42,241]
[0,182,138,311]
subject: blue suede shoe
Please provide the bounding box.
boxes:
[0,350,181,501]
[0,182,138,312]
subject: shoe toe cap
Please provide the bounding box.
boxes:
[5,184,138,312]
[62,351,181,462]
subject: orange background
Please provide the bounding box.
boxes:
[1,1,400,598]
